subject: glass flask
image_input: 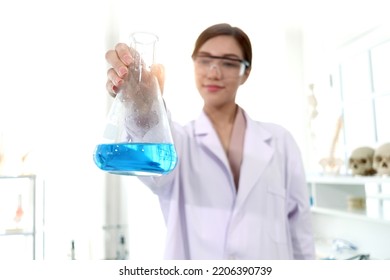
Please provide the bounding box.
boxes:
[94,32,177,176]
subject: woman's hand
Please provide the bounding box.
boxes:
[105,43,165,98]
[105,43,132,97]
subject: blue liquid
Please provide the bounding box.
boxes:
[93,143,177,176]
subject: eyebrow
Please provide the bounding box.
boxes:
[197,51,242,60]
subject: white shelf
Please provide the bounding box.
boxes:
[308,173,390,224]
[311,206,390,225]
[307,174,390,185]
[366,193,390,200]
[0,175,37,259]
[0,231,34,236]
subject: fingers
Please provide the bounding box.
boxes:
[105,67,122,97]
[151,64,165,94]
[115,42,133,65]
[107,67,123,87]
[105,43,134,96]
[105,43,132,75]
[105,43,166,98]
[106,79,118,98]
[105,51,127,80]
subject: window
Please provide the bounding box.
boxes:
[337,35,390,165]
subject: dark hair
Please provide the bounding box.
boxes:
[191,23,252,68]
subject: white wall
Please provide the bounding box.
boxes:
[0,0,109,259]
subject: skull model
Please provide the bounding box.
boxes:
[373,143,390,176]
[348,146,376,176]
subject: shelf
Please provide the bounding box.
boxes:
[0,175,37,259]
[0,175,36,179]
[307,174,390,185]
[0,230,34,236]
[311,206,390,225]
[366,193,390,200]
[307,174,390,226]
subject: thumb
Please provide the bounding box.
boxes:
[151,64,165,95]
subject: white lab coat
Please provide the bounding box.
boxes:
[140,109,315,260]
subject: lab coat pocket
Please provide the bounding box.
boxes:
[266,184,288,244]
[266,183,286,198]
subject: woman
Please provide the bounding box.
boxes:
[105,23,315,259]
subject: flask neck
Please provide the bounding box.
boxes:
[130,32,158,70]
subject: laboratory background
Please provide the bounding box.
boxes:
[0,0,389,260]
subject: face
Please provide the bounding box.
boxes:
[193,35,250,109]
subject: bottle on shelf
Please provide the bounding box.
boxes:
[14,194,24,225]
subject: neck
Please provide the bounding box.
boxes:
[203,103,238,127]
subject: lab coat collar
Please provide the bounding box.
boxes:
[194,110,231,178]
[237,110,273,207]
[194,109,274,204]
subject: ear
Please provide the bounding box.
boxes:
[239,67,251,85]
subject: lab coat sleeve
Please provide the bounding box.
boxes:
[136,109,183,196]
[285,133,316,259]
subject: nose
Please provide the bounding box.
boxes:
[206,63,222,78]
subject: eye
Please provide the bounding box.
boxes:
[360,159,367,164]
[375,156,382,162]
[198,57,212,65]
[221,60,240,68]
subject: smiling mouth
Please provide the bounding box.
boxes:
[204,85,223,91]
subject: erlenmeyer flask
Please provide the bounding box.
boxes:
[93,32,177,176]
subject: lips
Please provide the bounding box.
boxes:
[204,84,223,92]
